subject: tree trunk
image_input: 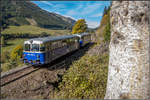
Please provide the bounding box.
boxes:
[105,1,150,99]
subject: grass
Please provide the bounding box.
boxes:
[1,38,27,72]
[1,25,71,72]
[1,25,71,36]
[1,62,25,72]
[1,38,27,53]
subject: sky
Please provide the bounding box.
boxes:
[32,1,110,28]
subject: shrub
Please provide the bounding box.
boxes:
[57,53,109,99]
[10,45,23,62]
[41,32,49,37]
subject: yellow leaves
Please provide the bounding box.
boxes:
[10,45,23,61]
[58,54,109,99]
[72,19,87,34]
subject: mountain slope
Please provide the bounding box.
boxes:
[1,0,76,30]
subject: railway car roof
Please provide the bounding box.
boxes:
[25,35,77,44]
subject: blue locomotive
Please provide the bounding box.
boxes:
[23,33,91,65]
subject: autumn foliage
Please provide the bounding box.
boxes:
[72,19,87,34]
[10,45,23,62]
[56,54,109,99]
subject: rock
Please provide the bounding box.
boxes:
[105,1,150,99]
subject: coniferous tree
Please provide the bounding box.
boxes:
[103,6,108,16]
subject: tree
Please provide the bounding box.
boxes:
[103,9,111,42]
[103,6,107,17]
[72,19,87,34]
[10,45,23,62]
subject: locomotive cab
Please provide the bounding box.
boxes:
[23,35,82,66]
[23,40,45,65]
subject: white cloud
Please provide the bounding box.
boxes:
[37,1,104,28]
[40,1,66,11]
[87,20,100,28]
[80,3,103,15]
[66,10,77,16]
[66,3,103,16]
[66,4,84,16]
[90,13,103,17]
[40,1,53,6]
[62,15,77,21]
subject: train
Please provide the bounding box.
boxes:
[23,33,91,65]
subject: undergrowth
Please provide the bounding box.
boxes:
[53,53,109,99]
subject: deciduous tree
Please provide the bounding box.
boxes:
[10,45,23,62]
[72,19,87,34]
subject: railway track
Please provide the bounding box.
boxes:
[1,43,92,87]
[1,66,39,87]
[0,59,68,87]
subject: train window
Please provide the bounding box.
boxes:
[31,44,39,52]
[48,43,51,50]
[58,41,62,48]
[51,41,57,49]
[62,40,66,46]
[40,44,45,51]
[24,44,30,51]
[45,43,48,51]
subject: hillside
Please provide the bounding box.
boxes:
[1,0,76,30]
[1,25,71,35]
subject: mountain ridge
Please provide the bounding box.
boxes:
[1,0,76,30]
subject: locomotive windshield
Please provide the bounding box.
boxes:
[24,43,45,52]
[24,44,30,51]
[31,44,39,51]
[40,44,45,51]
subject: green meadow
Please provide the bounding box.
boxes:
[2,25,71,35]
[1,25,71,72]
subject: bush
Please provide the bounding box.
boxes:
[40,32,49,37]
[57,53,109,99]
[10,45,23,62]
